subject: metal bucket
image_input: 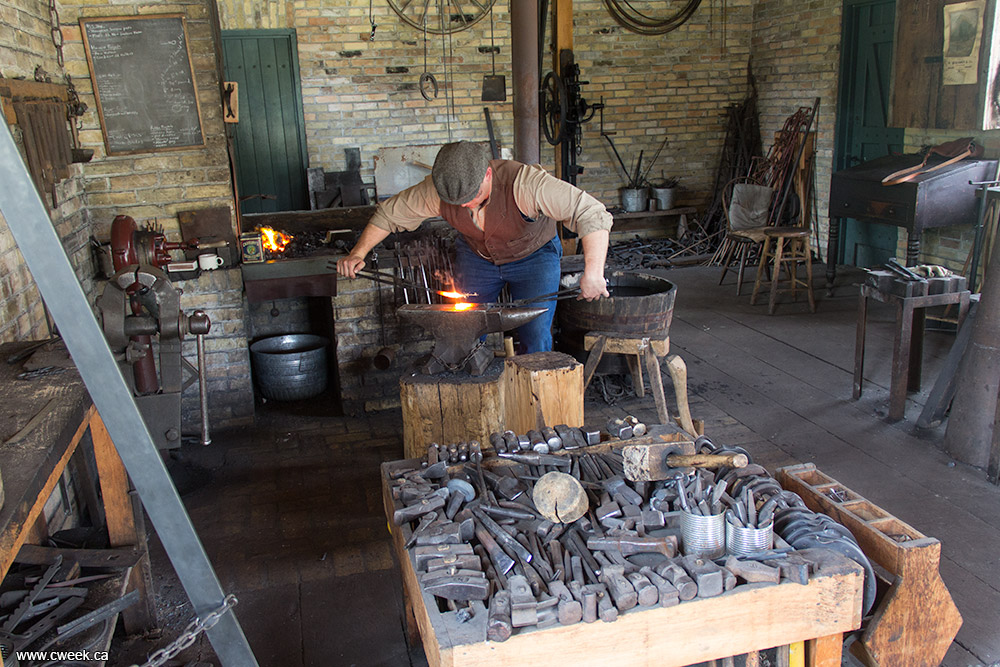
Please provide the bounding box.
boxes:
[726,521,773,557]
[250,334,329,401]
[620,187,648,212]
[650,187,676,211]
[680,510,726,558]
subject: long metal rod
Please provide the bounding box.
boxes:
[0,122,257,665]
[197,331,212,447]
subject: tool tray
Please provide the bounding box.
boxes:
[382,435,865,667]
[777,463,961,667]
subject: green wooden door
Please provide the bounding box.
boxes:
[222,30,308,213]
[834,0,905,267]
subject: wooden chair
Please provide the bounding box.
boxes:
[750,225,816,314]
[717,178,773,295]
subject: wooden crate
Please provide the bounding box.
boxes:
[382,455,864,667]
[777,463,962,667]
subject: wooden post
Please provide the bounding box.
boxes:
[503,351,583,434]
[400,364,505,459]
[90,411,157,632]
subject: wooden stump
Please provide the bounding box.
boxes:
[503,351,583,434]
[400,360,505,459]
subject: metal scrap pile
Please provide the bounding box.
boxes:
[388,426,875,641]
[607,227,716,271]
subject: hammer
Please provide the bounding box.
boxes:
[622,442,748,482]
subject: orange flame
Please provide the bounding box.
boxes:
[260,227,292,253]
[453,302,475,311]
[439,291,467,299]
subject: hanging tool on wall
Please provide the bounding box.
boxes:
[481,3,506,102]
[419,19,438,101]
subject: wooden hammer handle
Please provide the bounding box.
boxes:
[665,452,748,469]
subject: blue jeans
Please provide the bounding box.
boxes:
[454,236,562,353]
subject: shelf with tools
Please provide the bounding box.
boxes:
[610,207,697,240]
[380,430,865,667]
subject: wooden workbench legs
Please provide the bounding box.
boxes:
[806,634,844,666]
[90,410,157,633]
[888,297,917,421]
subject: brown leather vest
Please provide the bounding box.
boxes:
[439,159,558,265]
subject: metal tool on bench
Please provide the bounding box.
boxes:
[396,303,548,375]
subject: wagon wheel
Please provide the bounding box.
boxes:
[388,0,497,34]
[541,71,568,146]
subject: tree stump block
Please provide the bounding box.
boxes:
[503,351,583,435]
[400,360,505,459]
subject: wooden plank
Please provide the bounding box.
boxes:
[90,410,157,633]
[14,543,142,569]
[0,403,91,580]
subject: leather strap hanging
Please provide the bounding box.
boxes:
[882,137,983,186]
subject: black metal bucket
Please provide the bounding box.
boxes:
[250,334,329,401]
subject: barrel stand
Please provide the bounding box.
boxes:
[582,331,696,434]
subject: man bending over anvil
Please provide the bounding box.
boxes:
[336,141,612,353]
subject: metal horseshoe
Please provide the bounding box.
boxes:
[419,72,438,101]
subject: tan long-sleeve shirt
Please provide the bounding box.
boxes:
[368,162,613,238]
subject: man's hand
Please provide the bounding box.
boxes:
[336,254,366,278]
[579,271,610,301]
[335,224,392,278]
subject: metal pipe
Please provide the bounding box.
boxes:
[197,331,211,447]
[0,119,258,665]
[512,0,540,164]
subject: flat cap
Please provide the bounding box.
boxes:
[432,141,491,205]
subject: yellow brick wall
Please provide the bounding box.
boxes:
[237,0,760,214]
[0,0,92,343]
[57,0,237,240]
[567,0,757,208]
[750,0,842,259]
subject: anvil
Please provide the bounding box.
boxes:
[397,303,547,375]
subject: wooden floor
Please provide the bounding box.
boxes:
[109,263,998,667]
[664,264,999,667]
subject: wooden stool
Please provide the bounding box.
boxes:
[582,331,696,434]
[750,226,816,314]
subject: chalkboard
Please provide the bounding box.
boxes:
[80,15,205,155]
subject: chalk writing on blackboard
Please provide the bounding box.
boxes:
[80,15,205,155]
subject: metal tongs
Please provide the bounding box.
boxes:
[325,261,476,299]
[884,258,926,282]
[506,286,582,306]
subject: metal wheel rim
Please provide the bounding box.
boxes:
[388,0,497,34]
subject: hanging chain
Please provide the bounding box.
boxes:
[48,0,63,67]
[132,595,238,667]
[433,339,487,372]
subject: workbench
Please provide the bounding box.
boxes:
[381,454,863,667]
[852,281,971,421]
[0,342,155,648]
